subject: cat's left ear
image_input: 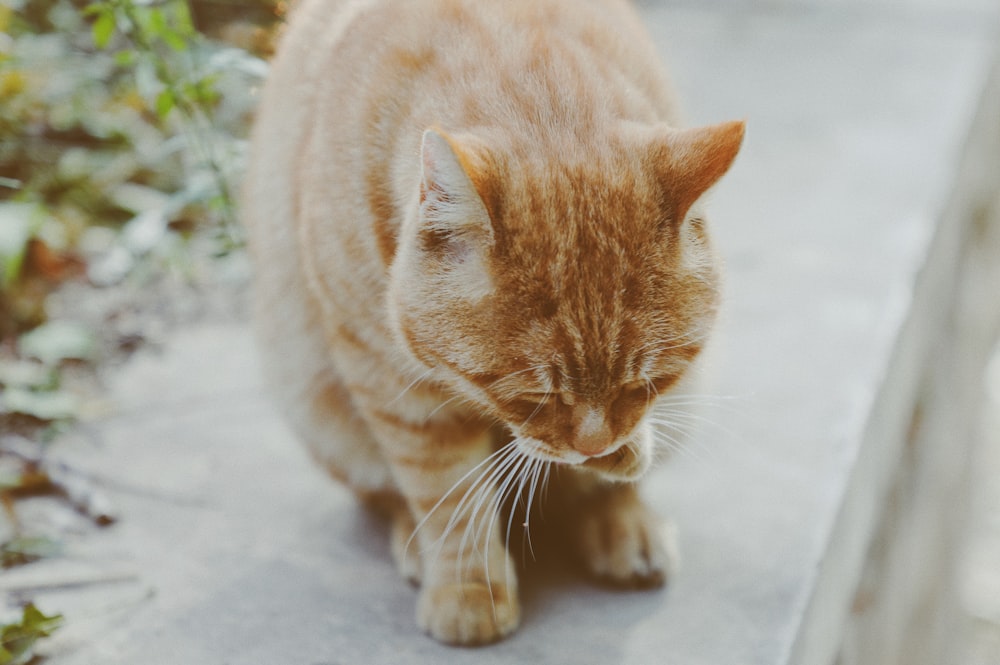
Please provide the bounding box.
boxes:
[654,120,745,219]
[418,128,496,252]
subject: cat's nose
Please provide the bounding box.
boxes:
[572,404,613,457]
[574,432,612,457]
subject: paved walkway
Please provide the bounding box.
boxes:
[5,1,999,663]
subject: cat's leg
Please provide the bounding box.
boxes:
[356,399,520,645]
[252,268,433,584]
[370,491,422,585]
[251,250,397,492]
[554,470,678,588]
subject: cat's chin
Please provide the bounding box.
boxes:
[581,444,650,481]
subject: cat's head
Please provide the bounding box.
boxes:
[388,121,744,480]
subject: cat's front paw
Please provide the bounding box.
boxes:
[416,582,520,645]
[576,495,678,588]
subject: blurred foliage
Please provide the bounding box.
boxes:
[0,535,62,569]
[0,0,279,426]
[0,3,279,634]
[0,603,63,665]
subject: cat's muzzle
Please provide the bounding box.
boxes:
[581,440,650,480]
[517,428,652,481]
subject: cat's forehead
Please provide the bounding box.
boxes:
[497,172,673,292]
[495,164,666,276]
[502,155,660,225]
[507,303,671,393]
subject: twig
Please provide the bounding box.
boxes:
[1,439,118,526]
[0,570,140,594]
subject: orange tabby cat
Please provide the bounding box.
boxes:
[243,0,743,646]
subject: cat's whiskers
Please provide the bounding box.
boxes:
[448,445,528,604]
[504,454,535,560]
[623,438,641,468]
[456,449,524,566]
[426,364,552,423]
[520,384,553,429]
[448,446,522,555]
[652,406,739,441]
[639,334,710,357]
[405,442,514,559]
[439,437,550,624]
[653,392,747,409]
[540,460,554,505]
[423,390,472,421]
[520,456,547,562]
[653,390,745,431]
[649,425,708,465]
[387,367,436,406]
[647,412,722,465]
[641,374,661,408]
[648,414,699,437]
[475,449,529,619]
[633,326,708,354]
[634,331,691,352]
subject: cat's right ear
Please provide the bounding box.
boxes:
[653,120,745,220]
[418,128,496,257]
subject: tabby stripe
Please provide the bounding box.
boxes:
[391,450,473,472]
[368,407,485,439]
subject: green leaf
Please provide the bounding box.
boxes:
[0,603,64,665]
[0,203,41,288]
[155,88,175,118]
[195,75,220,104]
[169,0,195,37]
[21,605,63,637]
[92,10,115,49]
[146,7,166,39]
[1,537,63,569]
[161,28,187,52]
[17,321,97,366]
[114,49,137,66]
[82,3,107,17]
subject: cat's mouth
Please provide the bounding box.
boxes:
[581,444,648,480]
[515,437,649,481]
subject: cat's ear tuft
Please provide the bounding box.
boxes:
[418,128,495,253]
[655,119,745,219]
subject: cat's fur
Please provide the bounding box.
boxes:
[243,0,743,645]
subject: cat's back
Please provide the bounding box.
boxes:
[248,0,678,191]
[245,0,680,290]
[307,0,679,129]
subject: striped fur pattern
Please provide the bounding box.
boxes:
[243,0,743,646]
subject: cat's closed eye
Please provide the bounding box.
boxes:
[514,391,554,405]
[505,391,580,416]
[621,374,679,399]
[620,381,655,400]
[516,390,581,405]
